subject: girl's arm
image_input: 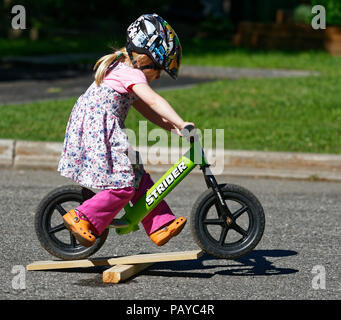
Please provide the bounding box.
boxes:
[132,83,194,134]
[132,98,176,132]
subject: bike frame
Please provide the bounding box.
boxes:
[114,137,231,235]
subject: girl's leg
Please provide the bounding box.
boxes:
[66,171,184,247]
[130,171,176,235]
[76,186,135,235]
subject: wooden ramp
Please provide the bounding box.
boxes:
[27,250,203,284]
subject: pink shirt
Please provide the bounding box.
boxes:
[103,62,147,94]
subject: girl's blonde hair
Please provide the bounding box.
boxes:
[93,47,155,86]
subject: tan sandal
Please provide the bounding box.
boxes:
[149,216,187,246]
[63,209,96,247]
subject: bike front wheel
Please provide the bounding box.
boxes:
[191,183,265,259]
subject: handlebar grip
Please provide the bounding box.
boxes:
[182,125,195,137]
[181,125,197,143]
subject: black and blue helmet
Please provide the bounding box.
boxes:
[126,13,182,79]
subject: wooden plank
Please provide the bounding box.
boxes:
[106,250,203,265]
[26,250,203,271]
[26,257,110,270]
[103,263,154,284]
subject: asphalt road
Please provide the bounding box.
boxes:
[0,62,314,105]
[0,168,340,301]
[0,69,215,105]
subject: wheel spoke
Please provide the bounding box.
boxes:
[219,227,229,245]
[232,223,248,237]
[48,223,66,234]
[232,205,248,220]
[70,233,77,247]
[55,203,67,216]
[203,218,224,225]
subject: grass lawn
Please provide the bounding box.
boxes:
[0,40,340,154]
[0,36,124,57]
[182,39,340,74]
[3,36,339,75]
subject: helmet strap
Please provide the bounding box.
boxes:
[126,46,138,68]
[139,64,162,71]
[126,44,161,71]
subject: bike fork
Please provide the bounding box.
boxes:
[200,164,233,220]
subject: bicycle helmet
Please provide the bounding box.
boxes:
[126,13,182,79]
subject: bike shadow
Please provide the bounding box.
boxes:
[142,249,299,279]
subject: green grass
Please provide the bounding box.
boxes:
[0,71,340,154]
[0,38,340,154]
[0,36,124,57]
[3,36,339,75]
[181,38,341,75]
[183,49,335,73]
[164,76,341,153]
[0,98,74,142]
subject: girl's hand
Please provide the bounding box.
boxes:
[174,121,195,136]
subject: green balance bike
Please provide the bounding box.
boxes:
[35,126,265,261]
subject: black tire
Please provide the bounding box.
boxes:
[191,184,265,259]
[35,185,109,260]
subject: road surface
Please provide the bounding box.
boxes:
[0,168,339,300]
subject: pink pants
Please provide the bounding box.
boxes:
[76,172,175,235]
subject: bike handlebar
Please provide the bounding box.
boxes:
[183,124,195,134]
[181,125,197,143]
[181,125,195,136]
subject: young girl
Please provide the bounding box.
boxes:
[58,14,194,248]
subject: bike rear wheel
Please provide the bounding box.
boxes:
[191,183,265,259]
[35,185,109,260]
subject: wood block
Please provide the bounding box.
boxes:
[103,263,154,284]
[27,257,110,270]
[105,250,203,265]
[27,250,203,271]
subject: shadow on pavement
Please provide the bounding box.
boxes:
[40,249,298,288]
[144,249,299,278]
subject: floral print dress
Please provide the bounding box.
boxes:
[58,66,144,190]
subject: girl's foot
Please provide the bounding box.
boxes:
[63,209,96,247]
[149,216,187,246]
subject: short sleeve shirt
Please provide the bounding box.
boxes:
[103,61,148,93]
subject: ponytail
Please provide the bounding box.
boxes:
[93,48,126,86]
[93,47,154,86]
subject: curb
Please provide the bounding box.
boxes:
[1,139,341,182]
